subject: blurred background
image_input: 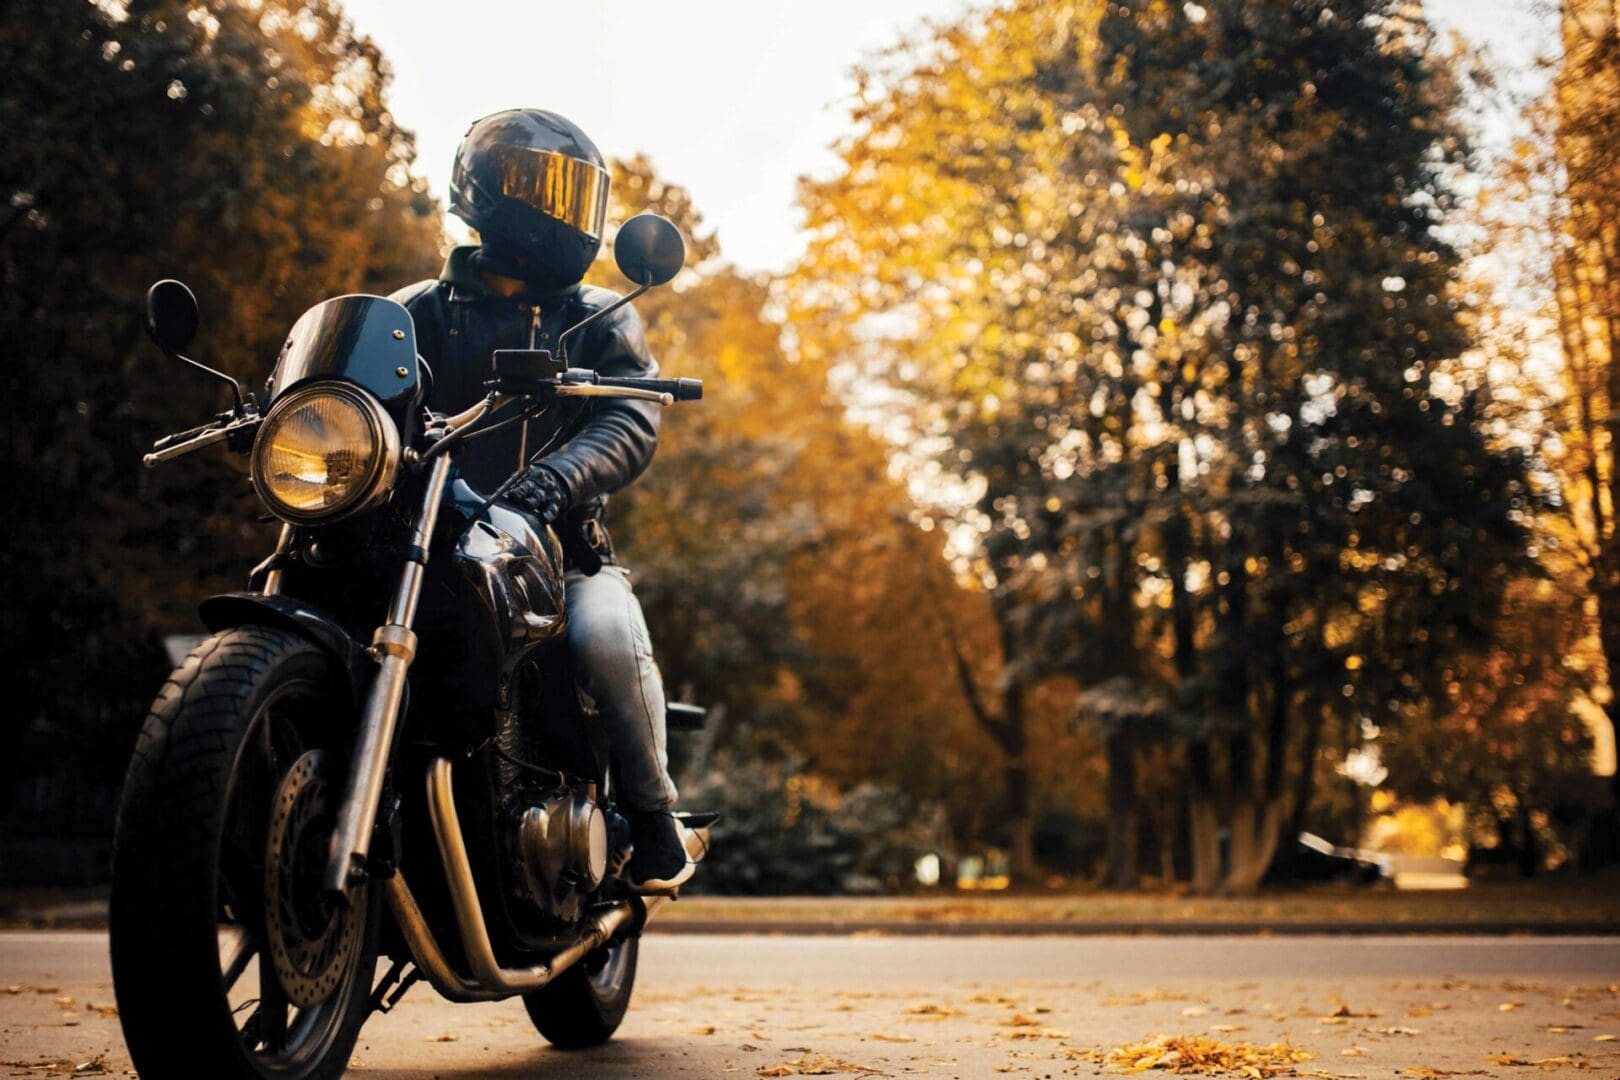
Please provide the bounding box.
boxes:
[3,0,1617,911]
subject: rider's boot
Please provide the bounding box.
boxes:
[626,809,696,892]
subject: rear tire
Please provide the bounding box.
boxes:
[522,936,639,1048]
[111,626,379,1079]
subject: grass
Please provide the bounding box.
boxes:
[659,879,1620,928]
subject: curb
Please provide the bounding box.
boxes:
[644,919,1620,937]
[6,903,1613,937]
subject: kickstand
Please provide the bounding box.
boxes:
[368,959,420,1015]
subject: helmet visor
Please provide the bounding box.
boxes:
[481,145,611,240]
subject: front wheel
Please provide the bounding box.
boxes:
[110,626,379,1079]
[522,935,639,1048]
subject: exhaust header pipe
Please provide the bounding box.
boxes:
[383,756,706,1003]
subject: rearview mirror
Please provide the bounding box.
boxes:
[614,213,685,288]
[145,279,199,353]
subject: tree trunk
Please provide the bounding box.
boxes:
[1287,701,1324,840]
[1104,729,1139,889]
[1221,639,1292,894]
[1517,801,1539,878]
[1187,739,1222,893]
[941,594,1036,884]
[1000,681,1035,884]
[1004,755,1036,884]
[1221,797,1285,895]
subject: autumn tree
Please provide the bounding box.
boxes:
[0,0,441,852]
[1548,0,1620,830]
[603,159,1025,884]
[795,0,1534,891]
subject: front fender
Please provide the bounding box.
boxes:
[198,592,371,702]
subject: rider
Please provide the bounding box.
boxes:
[388,108,691,891]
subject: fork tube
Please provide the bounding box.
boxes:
[260,524,295,596]
[323,453,454,897]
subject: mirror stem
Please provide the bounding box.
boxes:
[170,351,247,414]
[554,283,649,366]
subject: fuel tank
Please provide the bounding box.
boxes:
[411,476,568,717]
[450,477,567,658]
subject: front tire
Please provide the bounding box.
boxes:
[110,626,378,1079]
[522,936,639,1048]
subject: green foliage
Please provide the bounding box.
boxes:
[679,747,928,895]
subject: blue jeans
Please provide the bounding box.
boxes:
[564,565,677,811]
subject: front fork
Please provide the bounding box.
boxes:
[322,452,455,897]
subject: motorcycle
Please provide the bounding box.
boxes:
[109,212,712,1079]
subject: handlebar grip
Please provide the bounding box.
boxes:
[595,375,703,401]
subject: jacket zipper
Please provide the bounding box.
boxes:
[519,303,541,466]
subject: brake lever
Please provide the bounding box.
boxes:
[143,414,262,468]
[151,419,222,452]
[553,384,674,405]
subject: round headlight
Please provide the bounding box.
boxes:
[252,384,400,523]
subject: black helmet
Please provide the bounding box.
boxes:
[449,108,611,291]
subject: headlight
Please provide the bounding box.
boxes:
[251,383,400,524]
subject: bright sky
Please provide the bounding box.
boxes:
[340,0,1557,275]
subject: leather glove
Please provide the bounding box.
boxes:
[506,463,571,525]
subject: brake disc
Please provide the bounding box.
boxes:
[263,749,362,1009]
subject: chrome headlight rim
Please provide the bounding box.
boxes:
[250,381,401,525]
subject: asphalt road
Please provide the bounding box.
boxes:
[3,932,1618,1077]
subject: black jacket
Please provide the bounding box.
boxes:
[390,246,660,566]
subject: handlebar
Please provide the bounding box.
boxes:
[596,376,703,401]
[426,369,703,461]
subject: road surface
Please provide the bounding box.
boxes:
[2,932,1617,1077]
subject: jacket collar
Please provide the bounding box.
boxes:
[439,245,583,306]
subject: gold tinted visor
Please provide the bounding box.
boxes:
[488,146,611,239]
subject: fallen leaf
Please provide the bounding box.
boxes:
[1499,1002,1523,1012]
[426,1033,458,1042]
[689,1025,718,1035]
[53,995,76,1007]
[1181,1006,1208,1018]
[1407,1007,1433,1018]
[1377,1026,1422,1036]
[1210,1025,1247,1034]
[756,1053,887,1076]
[82,1003,117,1019]
[1594,1034,1616,1042]
[1006,1014,1042,1027]
[867,1033,915,1043]
[1340,1047,1366,1057]
[1104,1034,1314,1077]
[1103,990,1194,1007]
